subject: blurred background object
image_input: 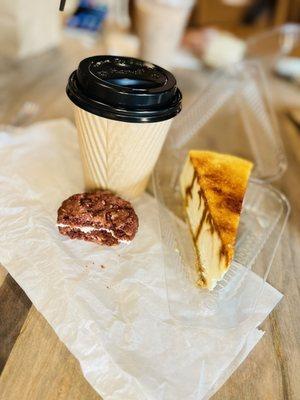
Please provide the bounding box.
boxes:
[64,0,130,32]
[1,0,298,69]
[0,0,298,123]
[275,56,300,84]
[105,0,131,29]
[246,24,300,65]
[0,0,61,60]
[103,31,139,57]
[135,0,195,69]
[65,0,108,32]
[190,0,299,33]
[183,28,247,68]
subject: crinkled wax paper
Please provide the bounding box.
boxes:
[0,119,282,400]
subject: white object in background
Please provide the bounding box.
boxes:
[173,47,202,70]
[0,0,61,59]
[203,31,246,68]
[136,0,195,69]
[0,118,283,400]
[97,0,131,29]
[104,31,140,57]
[275,57,300,83]
[63,0,78,16]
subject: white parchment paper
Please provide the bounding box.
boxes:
[0,119,282,400]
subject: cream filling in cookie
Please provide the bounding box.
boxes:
[57,223,130,244]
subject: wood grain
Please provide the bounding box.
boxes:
[0,36,299,400]
[0,275,31,373]
[0,307,101,400]
[0,266,7,287]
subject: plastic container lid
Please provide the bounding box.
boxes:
[246,23,300,64]
[168,60,287,182]
[66,55,182,123]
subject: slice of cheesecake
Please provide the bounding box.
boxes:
[180,150,253,290]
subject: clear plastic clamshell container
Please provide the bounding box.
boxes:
[152,61,290,329]
[246,23,300,67]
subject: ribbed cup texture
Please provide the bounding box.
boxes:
[74,107,172,198]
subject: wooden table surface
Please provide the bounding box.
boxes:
[0,37,299,400]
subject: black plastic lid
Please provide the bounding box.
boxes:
[66,56,182,123]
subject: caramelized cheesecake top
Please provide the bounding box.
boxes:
[188,150,253,263]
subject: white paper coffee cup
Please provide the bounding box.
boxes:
[67,56,182,198]
[74,107,172,197]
